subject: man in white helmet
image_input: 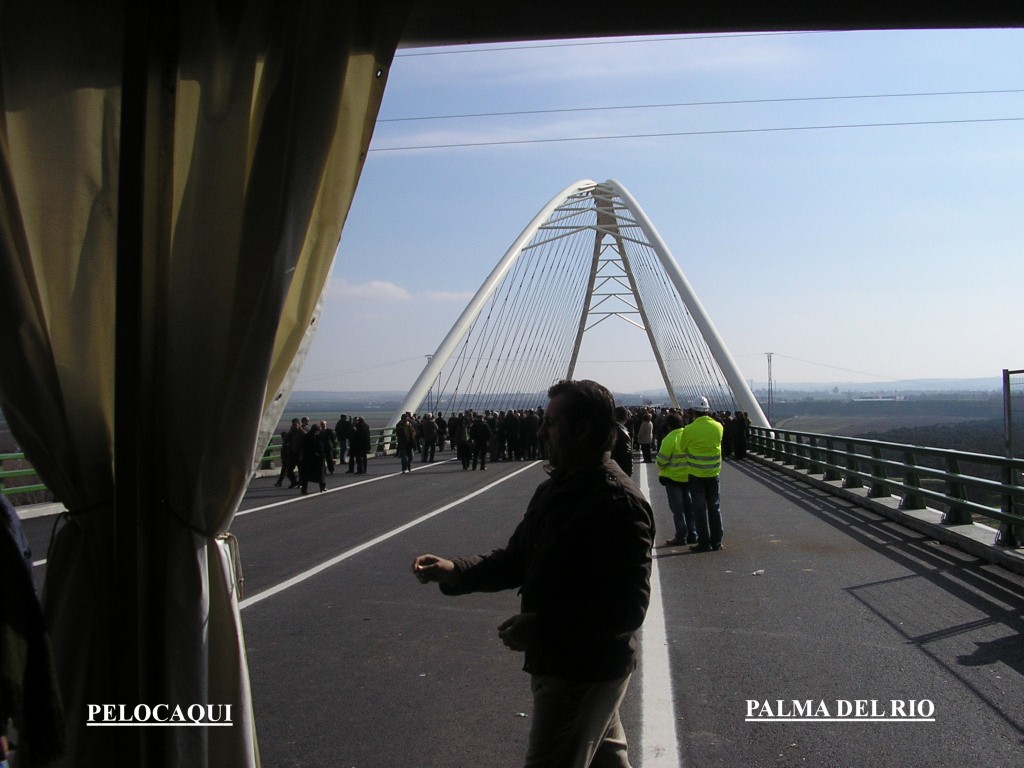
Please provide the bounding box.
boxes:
[681,396,725,551]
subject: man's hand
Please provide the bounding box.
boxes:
[497,613,539,652]
[411,554,457,584]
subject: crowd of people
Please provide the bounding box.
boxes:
[272,408,557,488]
[270,401,750,494]
[272,414,372,493]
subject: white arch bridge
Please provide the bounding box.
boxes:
[389,179,769,429]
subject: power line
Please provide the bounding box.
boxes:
[379,89,1024,123]
[369,115,1024,153]
[769,353,905,382]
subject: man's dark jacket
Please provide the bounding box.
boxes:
[441,458,654,682]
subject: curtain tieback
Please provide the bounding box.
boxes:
[218,532,245,599]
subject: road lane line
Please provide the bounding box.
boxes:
[638,463,683,768]
[234,459,457,518]
[238,461,541,610]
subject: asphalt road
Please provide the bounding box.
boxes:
[19,452,1024,767]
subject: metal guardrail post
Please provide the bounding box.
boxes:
[941,455,972,525]
[995,461,1020,547]
[843,440,863,489]
[779,431,795,465]
[868,444,889,498]
[900,449,926,510]
[823,437,842,482]
[806,435,823,476]
[793,434,808,471]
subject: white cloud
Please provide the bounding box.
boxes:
[328,278,411,301]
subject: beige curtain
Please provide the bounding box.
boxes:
[0,2,408,766]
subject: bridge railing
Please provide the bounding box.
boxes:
[748,426,1024,546]
[4,427,402,506]
[0,451,48,501]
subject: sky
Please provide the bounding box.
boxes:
[294,28,1024,396]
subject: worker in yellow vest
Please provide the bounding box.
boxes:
[656,411,697,546]
[679,396,724,551]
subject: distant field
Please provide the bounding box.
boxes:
[771,414,988,437]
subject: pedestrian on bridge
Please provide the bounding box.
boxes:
[469,413,491,470]
[681,396,725,552]
[656,411,697,546]
[420,413,439,463]
[395,413,416,473]
[300,422,327,494]
[636,412,654,463]
[350,416,371,474]
[412,379,654,768]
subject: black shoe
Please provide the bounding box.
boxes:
[664,538,685,546]
[711,543,724,551]
[273,481,282,487]
[289,483,299,489]
[686,534,699,544]
[690,543,713,552]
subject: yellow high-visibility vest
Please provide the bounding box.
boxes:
[655,427,688,482]
[680,416,723,477]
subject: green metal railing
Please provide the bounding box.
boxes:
[748,426,1024,546]
[10,426,1023,549]
[4,427,402,503]
[0,452,48,498]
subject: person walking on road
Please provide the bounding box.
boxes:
[636,412,654,463]
[412,379,654,768]
[395,413,416,474]
[420,413,439,463]
[469,413,491,470]
[350,416,371,474]
[300,422,327,494]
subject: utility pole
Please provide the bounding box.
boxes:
[766,352,774,425]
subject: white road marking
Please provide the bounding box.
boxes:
[234,459,457,517]
[638,463,683,767]
[238,461,540,610]
[239,457,684,767]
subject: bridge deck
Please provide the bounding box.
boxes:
[20,452,1024,766]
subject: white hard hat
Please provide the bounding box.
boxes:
[691,396,710,412]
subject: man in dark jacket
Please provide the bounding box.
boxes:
[413,379,654,767]
[468,413,491,470]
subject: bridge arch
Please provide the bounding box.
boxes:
[390,179,768,428]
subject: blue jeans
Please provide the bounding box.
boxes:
[399,447,413,472]
[664,482,695,542]
[689,474,722,546]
